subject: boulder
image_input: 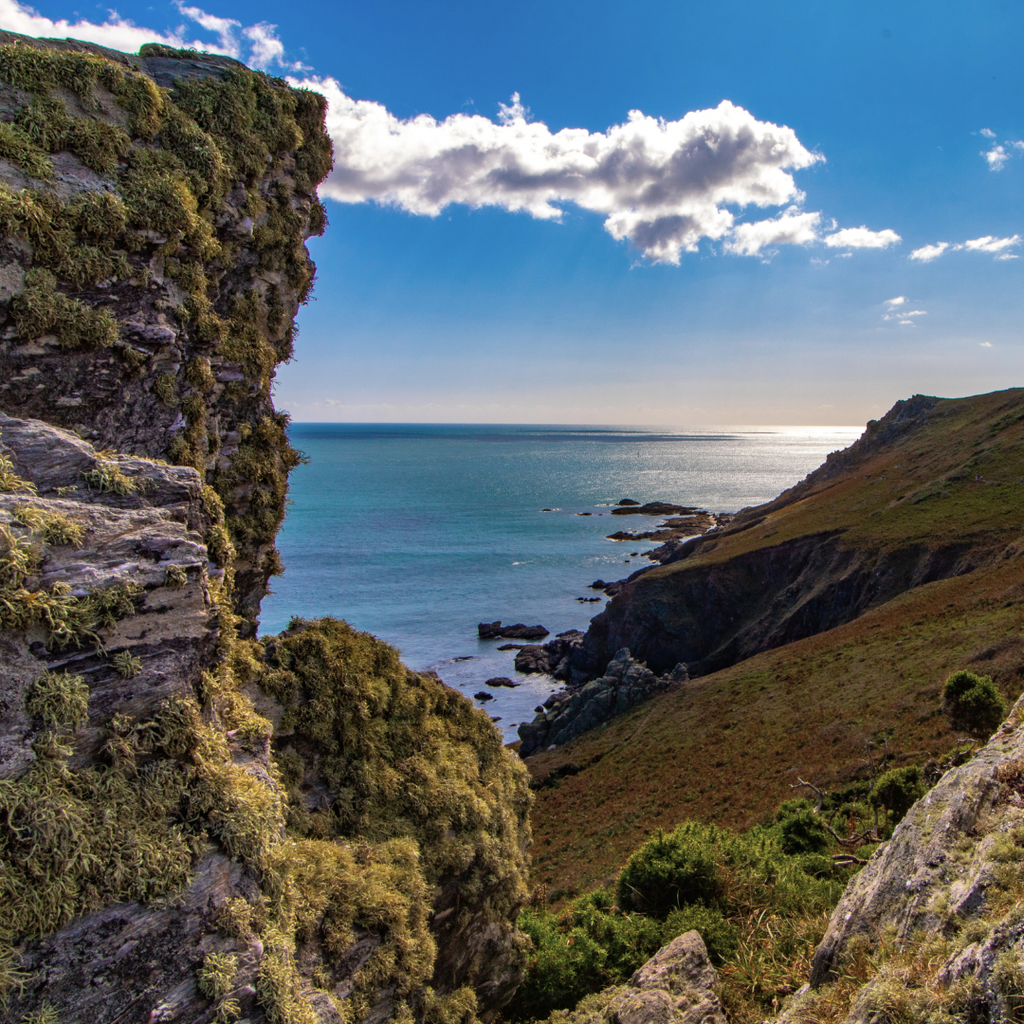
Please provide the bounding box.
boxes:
[485,677,519,688]
[556,932,726,1024]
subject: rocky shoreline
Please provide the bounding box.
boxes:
[472,495,723,754]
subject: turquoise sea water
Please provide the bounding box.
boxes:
[260,424,864,740]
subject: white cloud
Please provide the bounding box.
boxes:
[909,241,951,262]
[823,226,901,249]
[294,77,904,263]
[980,128,997,138]
[882,295,926,324]
[175,3,238,51]
[0,0,300,70]
[984,145,1009,171]
[980,341,993,347]
[294,80,829,263]
[963,234,1021,254]
[724,208,821,256]
[908,234,1020,262]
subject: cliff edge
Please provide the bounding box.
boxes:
[0,34,532,1024]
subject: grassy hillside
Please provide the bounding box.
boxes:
[573,389,1024,679]
[528,389,1024,901]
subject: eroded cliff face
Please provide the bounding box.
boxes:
[0,30,330,632]
[0,34,532,1024]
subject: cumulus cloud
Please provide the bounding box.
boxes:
[984,145,1009,171]
[292,77,902,263]
[0,0,301,71]
[823,226,901,249]
[963,234,1020,254]
[296,80,831,263]
[724,208,821,256]
[909,241,951,262]
[979,134,1024,171]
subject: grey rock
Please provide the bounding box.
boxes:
[561,932,726,1024]
[518,648,676,756]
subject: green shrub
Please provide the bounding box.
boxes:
[871,765,926,824]
[513,909,610,1019]
[616,824,723,917]
[661,903,739,965]
[777,805,831,855]
[943,670,1007,738]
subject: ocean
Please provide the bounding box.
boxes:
[260,424,865,741]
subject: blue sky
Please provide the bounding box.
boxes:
[3,0,1022,424]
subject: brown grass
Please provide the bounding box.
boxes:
[526,557,1024,901]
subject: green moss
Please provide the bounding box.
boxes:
[153,372,178,406]
[0,121,53,178]
[81,460,139,495]
[110,650,142,678]
[9,267,119,348]
[0,452,35,494]
[15,95,130,174]
[197,951,238,1000]
[26,672,89,730]
[255,949,319,1024]
[165,564,188,588]
[261,617,531,915]
[11,504,86,546]
[0,43,123,99]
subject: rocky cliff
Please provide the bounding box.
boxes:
[571,390,1024,681]
[0,33,532,1024]
[0,30,331,632]
[780,691,1024,1022]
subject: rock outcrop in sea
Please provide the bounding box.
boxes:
[0,32,531,1024]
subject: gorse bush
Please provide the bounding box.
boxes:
[509,816,851,1023]
[943,670,1007,738]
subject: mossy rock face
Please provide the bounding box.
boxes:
[0,416,532,1023]
[254,617,533,1015]
[0,29,332,634]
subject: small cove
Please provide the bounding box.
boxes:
[260,423,864,740]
